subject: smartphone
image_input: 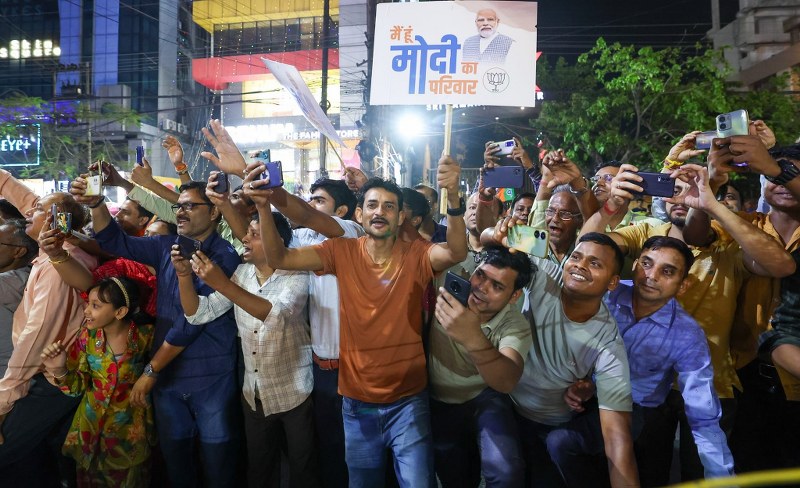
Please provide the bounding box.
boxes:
[632,172,676,198]
[508,225,550,258]
[84,169,103,196]
[252,149,271,164]
[176,235,202,259]
[716,109,749,138]
[215,172,229,193]
[494,139,517,156]
[50,204,58,230]
[258,161,284,189]
[716,110,750,168]
[695,131,716,150]
[444,272,472,307]
[483,165,524,189]
[51,204,72,233]
[135,145,145,166]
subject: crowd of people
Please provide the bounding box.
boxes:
[0,117,797,488]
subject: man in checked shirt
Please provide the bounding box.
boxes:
[176,211,320,488]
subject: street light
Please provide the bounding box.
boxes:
[396,113,423,139]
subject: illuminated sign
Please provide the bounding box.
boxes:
[0,124,41,166]
[0,40,61,59]
[226,123,359,145]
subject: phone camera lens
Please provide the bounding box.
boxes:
[719,123,727,129]
[449,281,461,293]
[718,115,725,121]
[534,230,540,239]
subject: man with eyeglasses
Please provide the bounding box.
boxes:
[591,161,664,231]
[580,163,794,484]
[72,178,242,488]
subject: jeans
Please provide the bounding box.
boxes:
[153,372,240,488]
[342,391,435,488]
[431,388,524,488]
[243,394,320,488]
[313,363,347,488]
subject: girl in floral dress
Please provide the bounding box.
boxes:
[41,276,155,487]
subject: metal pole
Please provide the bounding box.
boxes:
[319,0,331,176]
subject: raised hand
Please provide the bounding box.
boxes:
[170,245,193,277]
[69,174,103,206]
[604,163,643,213]
[189,251,227,289]
[727,135,781,177]
[343,167,368,193]
[40,340,68,376]
[750,119,776,150]
[130,157,155,188]
[667,131,705,163]
[666,164,716,211]
[38,213,68,260]
[541,149,582,189]
[484,141,502,168]
[201,119,247,174]
[162,136,185,168]
[242,162,274,207]
[509,137,534,170]
[437,155,461,194]
[206,171,229,207]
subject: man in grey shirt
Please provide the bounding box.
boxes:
[483,225,637,488]
[0,219,38,376]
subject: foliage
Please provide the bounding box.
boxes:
[533,38,800,171]
[0,96,142,180]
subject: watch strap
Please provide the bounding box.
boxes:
[766,159,800,186]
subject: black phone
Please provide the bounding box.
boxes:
[259,161,285,189]
[215,172,229,193]
[176,235,202,259]
[483,166,524,189]
[444,272,472,307]
[632,172,676,198]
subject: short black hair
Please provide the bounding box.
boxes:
[1,219,37,262]
[414,184,438,203]
[357,178,404,209]
[480,245,534,290]
[769,144,800,162]
[126,197,154,222]
[152,218,177,235]
[178,182,213,206]
[577,232,625,275]
[401,187,430,219]
[250,211,293,248]
[310,178,357,220]
[511,192,537,208]
[593,160,623,175]
[88,276,154,326]
[641,236,694,278]
[0,199,23,220]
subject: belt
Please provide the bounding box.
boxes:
[313,352,339,370]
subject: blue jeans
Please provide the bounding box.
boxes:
[313,363,347,488]
[153,372,240,488]
[431,388,524,488]
[342,391,435,488]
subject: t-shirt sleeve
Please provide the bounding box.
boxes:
[497,312,533,360]
[594,330,633,413]
[313,237,340,276]
[611,222,652,257]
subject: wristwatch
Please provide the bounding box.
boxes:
[765,159,800,186]
[446,197,466,216]
[568,177,590,196]
[143,363,159,378]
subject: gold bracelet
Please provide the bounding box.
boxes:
[663,158,683,170]
[52,369,69,380]
[49,250,71,265]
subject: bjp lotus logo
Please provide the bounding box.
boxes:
[483,68,510,93]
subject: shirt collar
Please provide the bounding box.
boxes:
[614,283,676,329]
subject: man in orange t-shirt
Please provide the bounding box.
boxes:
[249,159,467,487]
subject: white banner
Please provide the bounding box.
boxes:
[371,1,537,107]
[261,58,347,147]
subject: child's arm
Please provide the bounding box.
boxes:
[41,338,89,396]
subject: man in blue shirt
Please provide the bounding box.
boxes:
[71,178,242,488]
[556,236,733,486]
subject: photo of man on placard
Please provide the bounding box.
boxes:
[462,8,514,64]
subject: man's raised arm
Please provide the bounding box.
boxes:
[430,156,468,272]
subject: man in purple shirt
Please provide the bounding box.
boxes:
[553,236,733,486]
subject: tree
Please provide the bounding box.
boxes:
[0,96,141,180]
[533,39,800,171]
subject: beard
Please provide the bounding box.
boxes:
[669,214,686,228]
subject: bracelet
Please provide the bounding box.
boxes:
[49,251,71,265]
[176,169,189,176]
[663,158,683,170]
[89,199,106,209]
[478,198,496,207]
[174,162,188,172]
[601,201,619,217]
[568,177,590,196]
[52,369,69,380]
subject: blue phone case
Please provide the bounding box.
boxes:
[259,161,284,188]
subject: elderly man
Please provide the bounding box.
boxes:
[462,8,514,64]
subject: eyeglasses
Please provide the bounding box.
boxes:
[590,174,614,185]
[171,202,213,212]
[545,208,581,221]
